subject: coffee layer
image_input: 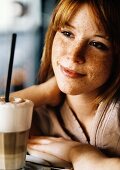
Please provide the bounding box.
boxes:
[0,130,29,169]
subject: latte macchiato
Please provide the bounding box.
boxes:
[0,97,33,170]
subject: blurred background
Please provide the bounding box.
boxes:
[0,0,58,95]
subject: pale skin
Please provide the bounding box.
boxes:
[27,3,120,170]
[10,77,62,107]
[52,3,113,139]
[28,137,120,170]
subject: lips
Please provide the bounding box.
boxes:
[60,65,85,78]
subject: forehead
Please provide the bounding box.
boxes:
[54,2,105,34]
[68,3,105,35]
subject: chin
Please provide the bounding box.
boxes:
[58,84,81,95]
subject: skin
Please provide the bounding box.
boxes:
[52,3,113,96]
[10,77,62,107]
[28,3,120,170]
[28,136,120,170]
[52,3,113,137]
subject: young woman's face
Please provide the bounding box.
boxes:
[52,3,113,95]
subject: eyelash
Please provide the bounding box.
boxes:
[60,30,109,51]
[61,30,74,38]
[89,41,109,51]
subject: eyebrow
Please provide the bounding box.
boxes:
[64,22,110,41]
[95,34,110,41]
[64,22,76,29]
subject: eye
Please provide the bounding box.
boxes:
[61,30,74,38]
[89,41,109,51]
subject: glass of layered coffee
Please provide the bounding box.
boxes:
[0,97,34,170]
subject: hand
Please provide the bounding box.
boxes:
[9,77,63,107]
[28,136,120,170]
[27,136,80,167]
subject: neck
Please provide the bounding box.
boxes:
[66,93,98,117]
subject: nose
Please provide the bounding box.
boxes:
[67,41,86,63]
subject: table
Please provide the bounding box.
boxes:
[24,155,73,170]
[24,162,72,170]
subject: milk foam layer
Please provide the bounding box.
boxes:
[0,97,34,132]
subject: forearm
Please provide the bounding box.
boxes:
[10,84,47,107]
[10,77,62,107]
[69,144,120,170]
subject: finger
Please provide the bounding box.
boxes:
[27,143,58,154]
[28,136,66,144]
[30,136,65,141]
[28,138,52,145]
[27,142,69,162]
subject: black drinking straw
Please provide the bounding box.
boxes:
[5,33,17,102]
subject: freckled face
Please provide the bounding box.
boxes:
[52,3,113,95]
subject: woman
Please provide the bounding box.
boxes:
[12,0,120,169]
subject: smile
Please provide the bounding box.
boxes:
[60,65,85,78]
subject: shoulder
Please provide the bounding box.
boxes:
[108,97,120,115]
[96,98,120,156]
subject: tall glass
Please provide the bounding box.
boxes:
[0,97,33,170]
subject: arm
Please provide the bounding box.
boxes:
[27,137,120,170]
[70,144,120,170]
[10,77,62,107]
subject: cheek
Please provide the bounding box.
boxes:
[87,57,113,85]
[52,32,67,56]
[52,36,65,67]
[51,44,58,70]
